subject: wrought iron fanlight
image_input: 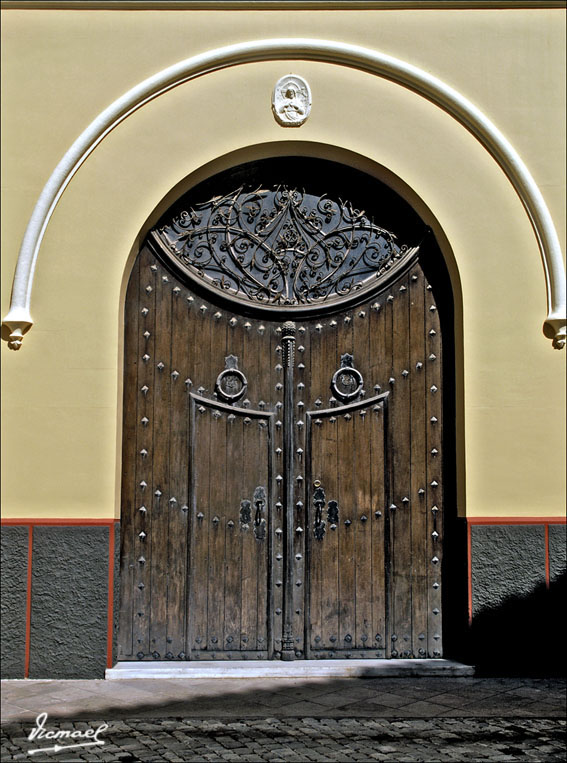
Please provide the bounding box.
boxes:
[152,186,418,311]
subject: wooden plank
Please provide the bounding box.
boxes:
[207,405,228,654]
[208,308,225,658]
[409,263,428,658]
[353,307,372,650]
[255,321,274,656]
[223,324,244,656]
[254,417,270,653]
[382,282,394,656]
[369,296,386,384]
[240,417,260,652]
[209,314,229,656]
[319,320,339,652]
[319,413,339,651]
[149,262,172,659]
[391,274,413,658]
[223,413,243,656]
[188,303,213,655]
[337,410,355,652]
[426,277,443,658]
[306,319,323,655]
[117,255,140,659]
[370,396,387,654]
[132,248,156,659]
[368,294,388,655]
[334,305,355,653]
[189,401,210,654]
[166,278,191,658]
[306,415,323,655]
[240,322,261,653]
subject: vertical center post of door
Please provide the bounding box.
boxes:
[281,320,297,660]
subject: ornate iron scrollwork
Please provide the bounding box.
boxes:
[215,355,247,403]
[153,187,417,309]
[331,354,364,401]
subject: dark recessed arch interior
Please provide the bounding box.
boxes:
[155,156,428,249]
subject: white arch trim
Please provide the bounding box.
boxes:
[3,38,565,349]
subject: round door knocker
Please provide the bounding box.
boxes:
[331,353,364,402]
[215,355,247,402]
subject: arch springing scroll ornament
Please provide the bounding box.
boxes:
[152,186,419,312]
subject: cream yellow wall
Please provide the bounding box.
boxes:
[1,6,565,519]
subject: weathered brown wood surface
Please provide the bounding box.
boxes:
[118,241,445,661]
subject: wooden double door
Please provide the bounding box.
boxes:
[118,184,444,662]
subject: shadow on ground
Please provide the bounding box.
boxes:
[468,572,567,678]
[4,675,566,723]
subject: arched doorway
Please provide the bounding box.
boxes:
[118,157,455,662]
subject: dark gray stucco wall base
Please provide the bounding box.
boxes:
[549,524,566,580]
[470,525,546,613]
[113,522,121,666]
[470,524,566,677]
[1,527,29,678]
[29,526,109,679]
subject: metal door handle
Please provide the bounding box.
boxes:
[253,486,266,540]
[313,484,326,540]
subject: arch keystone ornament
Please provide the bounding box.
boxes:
[272,74,312,127]
[2,38,564,349]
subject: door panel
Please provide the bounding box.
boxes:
[306,394,389,658]
[189,396,274,659]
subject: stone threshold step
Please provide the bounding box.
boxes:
[106,659,474,679]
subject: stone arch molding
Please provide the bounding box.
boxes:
[3,38,565,349]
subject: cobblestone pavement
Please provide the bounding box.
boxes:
[2,717,566,762]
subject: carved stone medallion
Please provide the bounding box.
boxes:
[272,75,311,127]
